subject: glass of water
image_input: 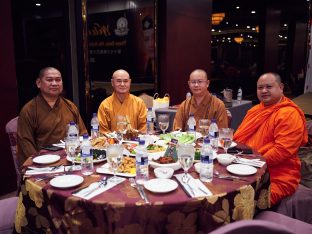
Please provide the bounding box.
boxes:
[65,137,80,171]
[116,115,127,142]
[177,144,195,183]
[219,128,234,154]
[158,114,169,134]
[106,144,124,183]
[198,119,210,137]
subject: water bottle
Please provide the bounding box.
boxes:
[200,137,213,182]
[187,113,196,134]
[67,121,79,139]
[81,134,94,176]
[237,87,243,103]
[186,91,191,100]
[90,113,99,139]
[136,139,149,184]
[209,119,219,153]
[146,108,154,135]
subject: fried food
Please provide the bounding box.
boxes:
[153,156,175,164]
[91,136,107,147]
[123,128,139,140]
[118,156,136,173]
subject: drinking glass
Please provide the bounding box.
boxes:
[198,119,210,137]
[158,114,169,134]
[65,137,80,171]
[106,144,124,183]
[219,128,234,154]
[177,144,195,183]
[116,115,127,142]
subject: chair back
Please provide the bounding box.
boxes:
[138,93,153,108]
[5,116,20,188]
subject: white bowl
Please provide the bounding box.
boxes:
[194,162,200,173]
[216,154,235,166]
[149,160,181,171]
[154,167,174,179]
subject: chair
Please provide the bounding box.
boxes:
[5,116,20,188]
[138,93,153,108]
[226,109,232,128]
[274,184,312,224]
[0,196,18,234]
[208,219,294,234]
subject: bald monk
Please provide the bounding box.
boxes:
[98,69,147,133]
[17,67,87,166]
[173,69,228,131]
[234,72,308,205]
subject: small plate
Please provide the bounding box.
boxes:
[226,164,257,176]
[218,141,237,148]
[96,163,135,177]
[144,178,178,193]
[50,175,84,188]
[33,154,61,164]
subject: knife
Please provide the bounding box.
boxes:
[137,184,150,204]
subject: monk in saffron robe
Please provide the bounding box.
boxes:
[17,67,87,166]
[234,72,308,205]
[98,69,147,133]
[173,69,228,131]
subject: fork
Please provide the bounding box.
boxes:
[81,177,107,197]
[129,178,145,200]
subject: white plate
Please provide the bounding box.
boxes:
[33,154,61,164]
[50,175,84,188]
[144,178,178,193]
[218,141,237,148]
[96,163,135,177]
[149,160,181,171]
[66,155,106,164]
[226,164,257,176]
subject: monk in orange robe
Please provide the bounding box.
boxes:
[234,72,308,205]
[98,69,147,133]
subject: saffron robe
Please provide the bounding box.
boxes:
[98,92,147,133]
[234,96,308,205]
[173,91,228,131]
[17,94,87,166]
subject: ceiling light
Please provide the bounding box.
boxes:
[284,24,287,27]
[234,37,244,44]
[35,3,41,6]
[251,11,256,14]
[211,29,215,32]
[235,24,238,27]
[212,13,225,25]
[236,6,240,9]
[246,26,251,29]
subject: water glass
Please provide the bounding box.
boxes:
[219,128,234,154]
[65,137,80,171]
[198,119,210,137]
[106,144,124,183]
[158,114,170,134]
[116,115,127,142]
[177,144,195,183]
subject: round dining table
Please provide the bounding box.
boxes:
[14,144,270,234]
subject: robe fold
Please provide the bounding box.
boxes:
[234,96,308,205]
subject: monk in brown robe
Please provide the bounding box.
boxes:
[234,72,308,205]
[17,67,87,166]
[173,69,228,131]
[98,69,147,133]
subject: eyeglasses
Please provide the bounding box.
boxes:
[189,80,207,85]
[113,79,130,84]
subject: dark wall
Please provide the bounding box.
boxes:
[0,0,19,194]
[158,0,212,105]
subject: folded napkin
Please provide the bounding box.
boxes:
[73,177,125,200]
[233,157,266,168]
[25,165,81,175]
[52,143,65,149]
[174,173,212,198]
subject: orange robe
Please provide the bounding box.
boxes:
[98,92,147,133]
[234,96,308,205]
[173,91,228,131]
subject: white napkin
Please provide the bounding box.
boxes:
[233,158,266,168]
[174,173,212,197]
[25,165,81,175]
[52,143,65,148]
[73,177,125,200]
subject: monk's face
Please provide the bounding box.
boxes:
[257,74,284,106]
[36,68,63,98]
[111,70,131,95]
[188,70,209,97]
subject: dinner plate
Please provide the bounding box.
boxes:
[226,164,257,176]
[96,163,135,177]
[66,155,106,164]
[33,154,61,164]
[50,175,84,188]
[144,178,178,193]
[218,141,237,148]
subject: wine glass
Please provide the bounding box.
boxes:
[219,128,234,154]
[116,115,127,142]
[158,114,169,134]
[177,144,195,183]
[198,119,210,138]
[106,144,124,183]
[65,137,80,171]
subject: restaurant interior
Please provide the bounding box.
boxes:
[1,0,312,232]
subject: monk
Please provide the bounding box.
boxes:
[173,69,228,131]
[17,67,87,166]
[98,69,147,133]
[234,72,308,205]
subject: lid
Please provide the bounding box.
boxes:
[189,112,194,116]
[203,137,210,144]
[139,139,145,145]
[211,118,216,123]
[69,121,75,125]
[83,133,89,139]
[148,107,152,111]
[92,113,97,117]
